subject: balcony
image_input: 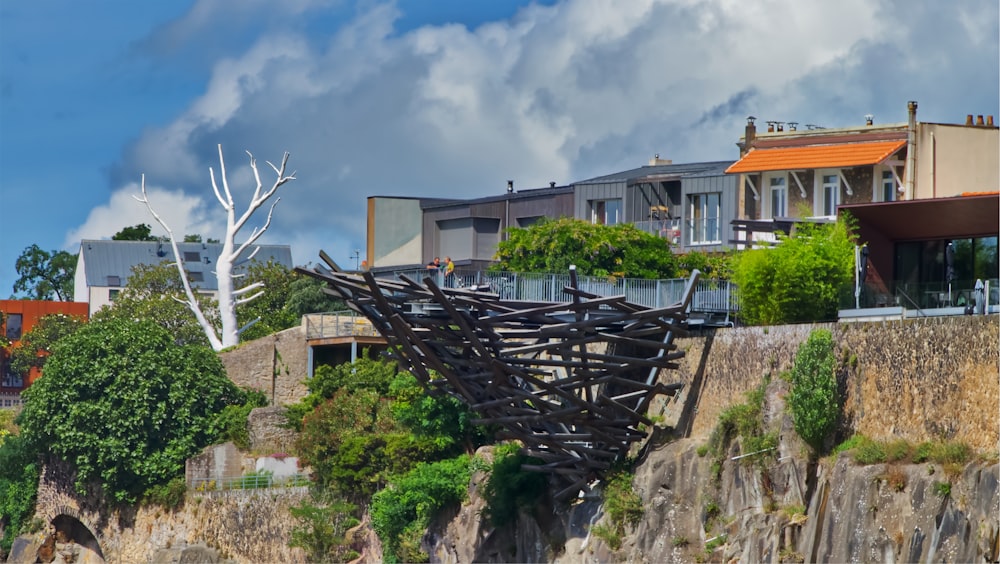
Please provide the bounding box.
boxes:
[633,219,681,244]
[839,278,999,321]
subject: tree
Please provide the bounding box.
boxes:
[17,318,248,503]
[112,223,158,241]
[136,144,296,351]
[7,313,85,378]
[731,217,856,325]
[494,217,678,279]
[236,261,303,342]
[92,262,215,347]
[13,245,76,301]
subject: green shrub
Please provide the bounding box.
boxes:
[885,439,912,462]
[591,523,623,551]
[141,476,187,508]
[370,455,472,563]
[0,434,40,554]
[602,468,644,530]
[214,388,268,451]
[788,329,839,452]
[932,481,951,497]
[480,444,548,527]
[288,497,360,563]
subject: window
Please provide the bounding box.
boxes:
[591,199,622,225]
[189,271,205,282]
[689,193,721,244]
[2,368,22,389]
[183,251,201,262]
[109,289,120,302]
[4,313,22,341]
[767,175,787,218]
[817,173,840,216]
[107,275,121,286]
[881,170,896,202]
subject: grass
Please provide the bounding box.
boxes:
[834,435,973,467]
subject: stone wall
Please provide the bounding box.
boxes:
[32,459,308,564]
[219,325,309,406]
[663,315,998,450]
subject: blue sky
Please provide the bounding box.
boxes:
[1,0,997,299]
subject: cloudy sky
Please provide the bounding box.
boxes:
[1,0,997,298]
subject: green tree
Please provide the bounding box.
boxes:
[731,217,856,325]
[0,433,40,553]
[289,496,360,563]
[12,245,76,301]
[93,262,215,347]
[238,261,344,341]
[17,318,247,503]
[788,329,840,452]
[112,223,158,241]
[7,313,85,379]
[494,217,678,279]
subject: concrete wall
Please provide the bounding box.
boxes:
[662,315,998,451]
[219,325,309,406]
[914,123,999,198]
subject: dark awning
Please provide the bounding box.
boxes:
[838,194,999,241]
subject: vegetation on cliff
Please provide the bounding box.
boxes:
[788,329,840,453]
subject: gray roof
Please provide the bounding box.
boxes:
[573,160,736,184]
[79,240,293,291]
[420,185,574,211]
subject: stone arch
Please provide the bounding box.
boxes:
[49,513,105,562]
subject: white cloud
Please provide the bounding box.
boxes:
[82,0,996,264]
[63,184,222,250]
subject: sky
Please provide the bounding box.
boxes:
[1,0,997,299]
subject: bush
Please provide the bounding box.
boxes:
[0,434,40,553]
[731,217,856,325]
[370,455,472,563]
[288,497,360,563]
[141,476,187,508]
[480,444,549,527]
[788,329,839,452]
[214,388,268,450]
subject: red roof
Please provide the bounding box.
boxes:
[726,140,907,174]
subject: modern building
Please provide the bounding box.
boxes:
[366,157,739,271]
[0,300,89,407]
[74,240,294,316]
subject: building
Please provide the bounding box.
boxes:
[1,300,89,407]
[74,240,294,316]
[366,157,739,271]
[726,101,998,247]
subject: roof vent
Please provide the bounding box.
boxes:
[507,180,514,193]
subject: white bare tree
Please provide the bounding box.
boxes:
[136,144,296,351]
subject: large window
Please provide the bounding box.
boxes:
[766,175,787,219]
[591,199,622,225]
[816,172,840,216]
[880,170,896,202]
[894,236,999,307]
[688,193,721,244]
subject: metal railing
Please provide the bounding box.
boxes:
[844,279,999,311]
[190,473,310,491]
[304,311,380,339]
[372,268,740,314]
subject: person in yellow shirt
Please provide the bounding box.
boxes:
[444,256,455,287]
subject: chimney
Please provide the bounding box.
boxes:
[549,181,556,188]
[976,115,985,126]
[966,114,974,126]
[506,180,514,193]
[744,116,757,153]
[865,114,874,126]
[903,101,917,199]
[989,116,995,127]
[787,121,798,131]
[767,121,776,133]
[776,122,784,132]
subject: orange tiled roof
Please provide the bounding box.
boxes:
[725,140,906,174]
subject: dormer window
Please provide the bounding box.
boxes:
[107,275,121,287]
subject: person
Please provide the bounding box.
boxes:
[426,257,441,271]
[444,256,455,287]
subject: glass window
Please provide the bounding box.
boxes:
[2,367,23,389]
[821,174,840,216]
[591,199,622,225]
[4,313,22,341]
[183,251,201,262]
[768,176,787,218]
[881,170,896,202]
[689,193,721,244]
[109,289,120,302]
[189,271,205,282]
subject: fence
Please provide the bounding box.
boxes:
[304,311,380,340]
[372,268,740,315]
[190,473,310,491]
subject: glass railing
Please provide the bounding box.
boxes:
[843,279,999,310]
